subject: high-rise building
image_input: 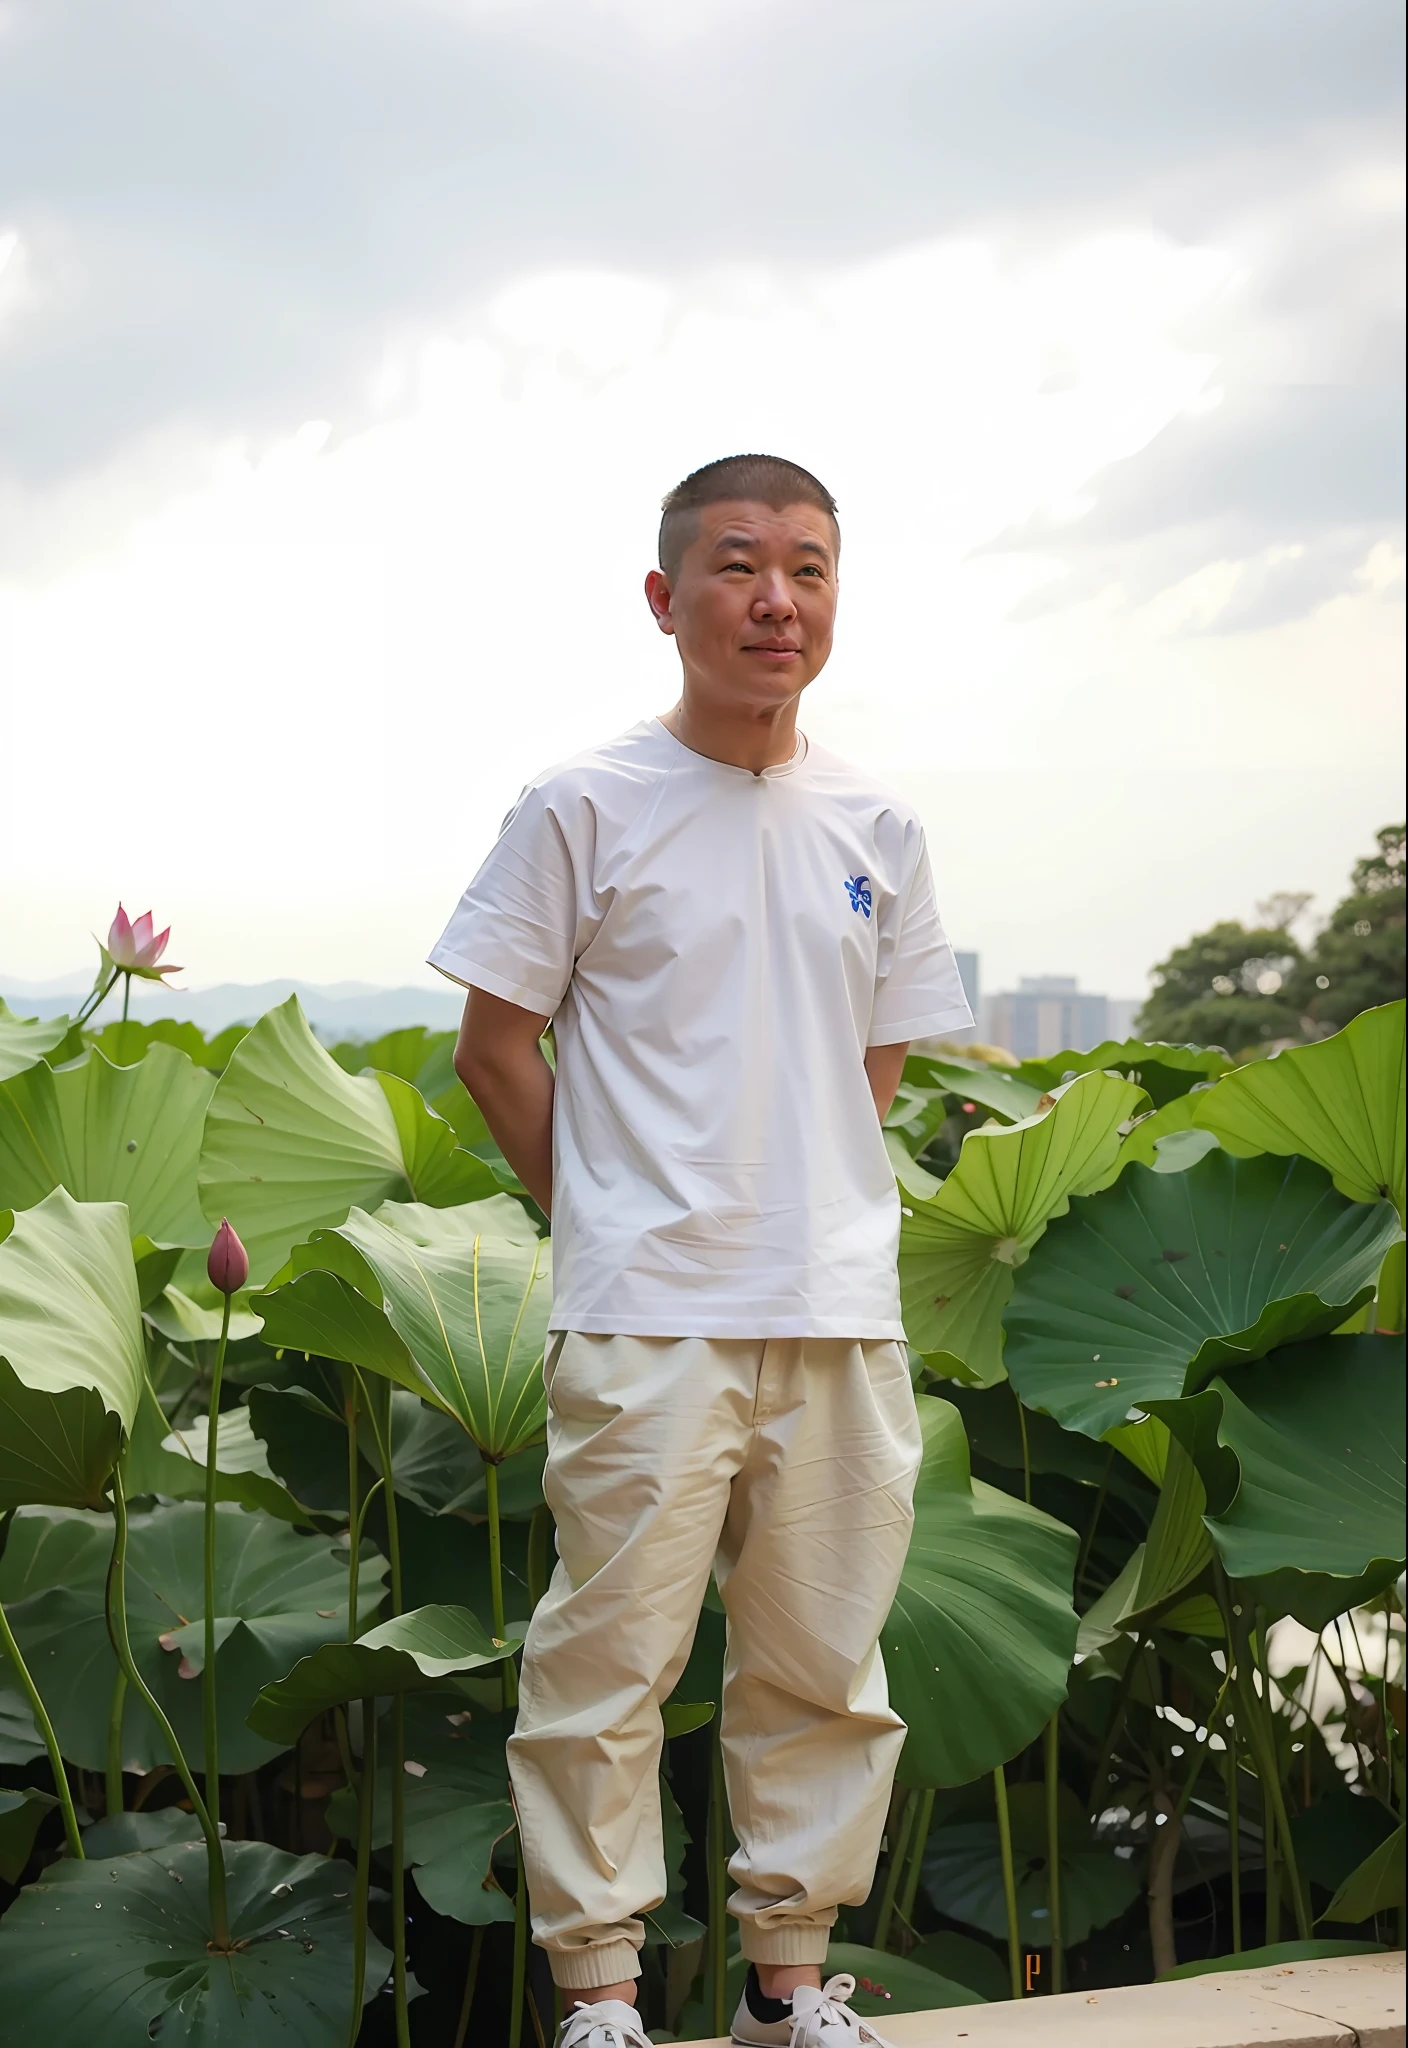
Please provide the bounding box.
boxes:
[986,976,1110,1059]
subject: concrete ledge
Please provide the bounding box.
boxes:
[692,1953,1405,2046]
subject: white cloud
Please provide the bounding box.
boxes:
[2,224,1401,1003]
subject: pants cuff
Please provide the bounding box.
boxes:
[739,1921,834,1966]
[546,1939,642,1990]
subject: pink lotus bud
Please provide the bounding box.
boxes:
[207,1218,249,1295]
[106,902,182,976]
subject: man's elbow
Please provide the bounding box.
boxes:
[453,1038,491,1099]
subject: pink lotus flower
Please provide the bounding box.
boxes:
[107,904,182,976]
[207,1218,250,1296]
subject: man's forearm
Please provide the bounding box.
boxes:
[458,1044,556,1216]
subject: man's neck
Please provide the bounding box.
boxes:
[659,695,801,774]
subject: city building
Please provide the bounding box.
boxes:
[986,976,1111,1059]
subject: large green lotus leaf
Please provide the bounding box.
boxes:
[121,1386,311,1526]
[1114,1092,1221,1175]
[0,1838,388,2042]
[0,1000,72,1083]
[87,1017,248,1071]
[257,1200,553,1460]
[0,1501,387,1774]
[0,1044,213,1245]
[1003,1152,1401,1438]
[899,1071,1148,1383]
[1161,1939,1389,1980]
[922,1784,1142,1946]
[884,1396,1077,1787]
[1016,1039,1233,1110]
[247,1604,522,1745]
[0,1786,58,1883]
[197,996,498,1283]
[1194,1000,1406,1220]
[1151,1336,1405,1585]
[0,1683,43,1765]
[905,1055,1048,1125]
[0,1189,146,1508]
[1320,1825,1406,1923]
[327,1692,518,1925]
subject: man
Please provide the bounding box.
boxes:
[430,454,972,2048]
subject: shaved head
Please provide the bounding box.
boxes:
[658,453,838,579]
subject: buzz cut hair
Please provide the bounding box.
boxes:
[658,453,839,580]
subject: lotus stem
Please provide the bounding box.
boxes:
[1076,1447,1113,1596]
[509,1834,530,2048]
[0,1597,85,1859]
[202,1292,232,1838]
[708,1719,730,2036]
[1043,1714,1063,1992]
[1226,1743,1242,1953]
[452,1925,485,2048]
[343,1366,361,1637]
[873,1788,916,1952]
[1013,1387,1032,1505]
[359,1376,410,2048]
[897,1785,935,1945]
[105,1666,128,1818]
[348,1694,377,2046]
[993,1764,1023,2000]
[74,968,118,1026]
[108,1466,229,1944]
[1218,1571,1309,1940]
[484,1459,518,1710]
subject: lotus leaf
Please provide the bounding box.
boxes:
[197,996,498,1282]
[247,1604,523,1745]
[0,1189,146,1508]
[1016,1039,1232,1109]
[87,1018,248,1071]
[1003,1152,1400,1437]
[0,1044,213,1245]
[327,1693,517,1925]
[899,1071,1148,1383]
[906,1055,1047,1125]
[0,1501,387,1773]
[1320,1826,1406,1923]
[922,1784,1142,1946]
[0,1785,58,1883]
[0,1001,72,1084]
[1194,1000,1406,1220]
[1161,1939,1388,1979]
[884,1396,1077,1787]
[256,1199,552,1461]
[0,1838,387,2042]
[121,1391,311,1525]
[1150,1336,1405,1588]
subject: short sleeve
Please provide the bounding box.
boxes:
[868,828,974,1045]
[427,787,582,1018]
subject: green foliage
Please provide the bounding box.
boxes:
[885,1397,1078,1786]
[0,954,1402,2029]
[0,1839,387,2043]
[0,1001,72,1084]
[0,1043,214,1244]
[0,1189,146,1508]
[1286,826,1407,1033]
[1194,999,1405,1220]
[899,1070,1147,1382]
[1137,920,1306,1052]
[1003,1151,1400,1437]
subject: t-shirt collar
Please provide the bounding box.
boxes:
[651,716,809,780]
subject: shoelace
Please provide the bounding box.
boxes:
[559,2003,653,2048]
[787,1974,892,2047]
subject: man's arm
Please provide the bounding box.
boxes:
[863,1040,909,1121]
[453,987,556,1216]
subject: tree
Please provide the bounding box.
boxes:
[1136,920,1305,1053]
[1284,825,1406,1033]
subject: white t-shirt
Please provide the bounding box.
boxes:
[429,718,972,1338]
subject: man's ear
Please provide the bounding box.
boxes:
[644,568,676,635]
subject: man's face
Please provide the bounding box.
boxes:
[644,499,838,711]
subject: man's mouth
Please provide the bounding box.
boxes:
[744,640,801,658]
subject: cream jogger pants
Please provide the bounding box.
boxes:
[506,1331,923,1991]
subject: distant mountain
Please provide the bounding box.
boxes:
[0,976,465,1042]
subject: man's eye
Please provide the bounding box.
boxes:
[723,561,752,573]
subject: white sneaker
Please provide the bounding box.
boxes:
[731,1973,897,2047]
[556,1996,654,2048]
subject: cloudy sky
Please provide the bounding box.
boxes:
[1,0,1403,1004]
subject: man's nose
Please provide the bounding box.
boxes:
[752,574,797,619]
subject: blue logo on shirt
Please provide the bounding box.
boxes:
[844,874,873,919]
